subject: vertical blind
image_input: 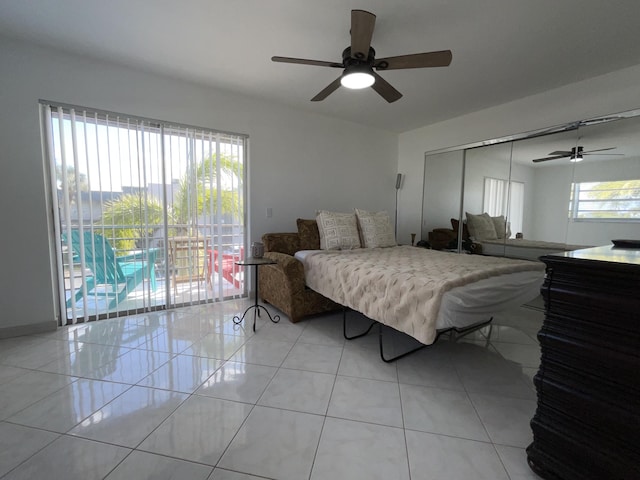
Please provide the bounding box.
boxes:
[42,102,247,324]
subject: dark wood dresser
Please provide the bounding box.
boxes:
[527,246,640,479]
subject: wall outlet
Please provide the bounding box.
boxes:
[266,207,273,218]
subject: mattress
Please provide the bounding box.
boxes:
[295,247,544,344]
[478,238,589,261]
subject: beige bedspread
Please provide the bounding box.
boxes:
[303,246,544,345]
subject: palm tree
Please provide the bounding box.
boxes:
[584,180,640,219]
[173,154,243,229]
[97,153,243,250]
[99,193,168,251]
[56,164,88,212]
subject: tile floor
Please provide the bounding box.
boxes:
[0,299,544,480]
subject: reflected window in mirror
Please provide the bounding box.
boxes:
[570,179,640,221]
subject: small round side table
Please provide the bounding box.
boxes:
[233,257,281,332]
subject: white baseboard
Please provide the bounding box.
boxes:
[0,322,57,339]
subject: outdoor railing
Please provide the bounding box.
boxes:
[60,222,246,320]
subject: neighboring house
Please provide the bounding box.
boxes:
[57,180,181,223]
[57,190,122,223]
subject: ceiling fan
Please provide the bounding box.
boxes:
[532,146,622,163]
[271,9,452,103]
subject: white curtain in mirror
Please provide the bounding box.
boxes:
[483,177,524,237]
[508,181,524,236]
[483,177,507,216]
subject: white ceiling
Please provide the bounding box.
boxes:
[2,0,640,133]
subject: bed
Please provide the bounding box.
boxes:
[464,212,588,261]
[294,246,544,358]
[476,238,589,261]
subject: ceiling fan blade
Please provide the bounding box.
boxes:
[374,50,452,70]
[311,77,342,102]
[271,56,343,68]
[583,147,616,153]
[532,155,569,163]
[351,9,376,59]
[371,71,402,103]
[547,150,572,156]
[583,153,624,156]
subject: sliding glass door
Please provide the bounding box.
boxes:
[42,103,247,324]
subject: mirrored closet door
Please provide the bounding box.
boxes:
[509,128,580,247]
[421,150,464,251]
[567,115,640,246]
[462,141,513,257]
[421,108,640,258]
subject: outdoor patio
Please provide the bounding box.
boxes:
[64,270,245,322]
[61,230,247,323]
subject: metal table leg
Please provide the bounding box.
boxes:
[233,263,280,332]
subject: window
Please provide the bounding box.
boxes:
[42,102,247,324]
[483,177,524,237]
[570,179,640,221]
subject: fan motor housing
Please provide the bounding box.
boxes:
[342,46,376,67]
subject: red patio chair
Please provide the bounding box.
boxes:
[208,247,244,289]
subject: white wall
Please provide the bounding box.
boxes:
[529,164,574,242]
[0,37,398,335]
[398,64,640,243]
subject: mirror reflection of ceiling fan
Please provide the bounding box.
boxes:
[532,146,623,163]
[271,9,452,103]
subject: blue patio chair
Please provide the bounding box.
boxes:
[64,230,158,309]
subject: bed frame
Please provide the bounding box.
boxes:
[341,307,493,362]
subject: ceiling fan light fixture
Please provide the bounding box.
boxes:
[340,64,375,89]
[570,154,584,163]
[272,10,452,102]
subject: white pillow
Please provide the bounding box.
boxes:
[491,215,507,239]
[316,210,361,250]
[466,212,498,240]
[355,208,397,248]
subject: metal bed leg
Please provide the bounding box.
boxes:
[343,307,495,363]
[448,317,493,342]
[342,307,376,340]
[379,317,494,362]
[342,307,432,363]
[378,323,430,363]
